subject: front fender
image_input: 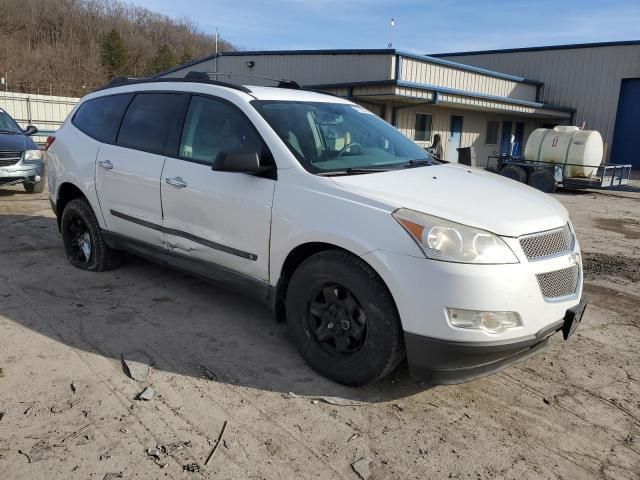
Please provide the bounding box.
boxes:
[269,175,423,285]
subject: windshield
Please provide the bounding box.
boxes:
[252,100,433,174]
[0,110,22,133]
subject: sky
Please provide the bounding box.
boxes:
[132,0,640,55]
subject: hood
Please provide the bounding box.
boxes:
[0,132,30,151]
[330,163,568,237]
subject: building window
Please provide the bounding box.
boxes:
[414,113,432,142]
[485,120,499,145]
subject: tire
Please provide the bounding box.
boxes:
[527,169,557,193]
[24,178,45,194]
[286,250,405,386]
[61,198,121,271]
[499,165,528,183]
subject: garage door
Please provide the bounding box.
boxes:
[611,79,640,169]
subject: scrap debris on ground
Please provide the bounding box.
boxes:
[0,186,638,479]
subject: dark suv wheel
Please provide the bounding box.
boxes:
[61,198,121,271]
[24,178,45,194]
[286,250,405,386]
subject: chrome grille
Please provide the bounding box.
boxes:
[0,150,22,167]
[536,265,579,299]
[519,224,573,260]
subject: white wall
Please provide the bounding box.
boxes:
[0,91,78,142]
[391,104,541,167]
[399,57,538,102]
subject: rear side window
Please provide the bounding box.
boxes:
[117,93,186,154]
[72,94,133,143]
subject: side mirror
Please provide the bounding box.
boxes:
[212,151,269,174]
[24,125,38,136]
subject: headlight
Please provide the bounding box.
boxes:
[392,208,518,264]
[23,150,43,163]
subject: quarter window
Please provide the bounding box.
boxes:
[414,113,432,142]
[117,93,186,154]
[72,94,133,143]
[485,120,499,145]
[179,95,263,165]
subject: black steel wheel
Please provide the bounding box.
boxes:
[61,198,121,271]
[286,250,405,386]
[307,284,368,356]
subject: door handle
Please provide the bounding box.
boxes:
[98,160,114,170]
[165,177,187,189]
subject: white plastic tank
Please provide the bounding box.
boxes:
[524,126,604,178]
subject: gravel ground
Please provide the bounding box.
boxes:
[0,185,638,480]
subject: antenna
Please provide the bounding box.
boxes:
[388,18,395,48]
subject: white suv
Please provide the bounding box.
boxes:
[47,76,587,386]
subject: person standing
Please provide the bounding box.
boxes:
[428,134,443,160]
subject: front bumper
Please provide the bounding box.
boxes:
[360,241,584,383]
[0,161,44,184]
[404,297,587,384]
[361,249,583,343]
[405,319,561,384]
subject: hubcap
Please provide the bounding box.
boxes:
[307,285,367,356]
[68,216,92,264]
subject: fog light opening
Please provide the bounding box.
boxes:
[447,308,522,334]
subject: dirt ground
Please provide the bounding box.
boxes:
[0,184,639,480]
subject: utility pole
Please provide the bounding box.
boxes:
[214,28,219,80]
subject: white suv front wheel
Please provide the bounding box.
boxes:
[286,250,405,386]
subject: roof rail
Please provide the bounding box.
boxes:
[195,72,301,90]
[108,76,135,86]
[95,75,253,94]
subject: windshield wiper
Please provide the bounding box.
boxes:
[0,129,19,134]
[403,159,434,168]
[317,167,391,177]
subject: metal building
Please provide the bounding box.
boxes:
[158,49,575,165]
[434,40,640,168]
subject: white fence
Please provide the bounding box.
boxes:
[0,91,79,143]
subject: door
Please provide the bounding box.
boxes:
[95,92,187,246]
[161,95,275,281]
[611,79,640,169]
[513,122,525,157]
[446,115,463,162]
[500,121,513,155]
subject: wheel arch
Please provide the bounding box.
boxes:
[55,182,88,231]
[272,241,397,324]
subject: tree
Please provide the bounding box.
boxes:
[179,48,193,65]
[100,28,127,79]
[0,0,233,96]
[148,44,176,74]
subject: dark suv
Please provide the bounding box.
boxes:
[0,108,45,193]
